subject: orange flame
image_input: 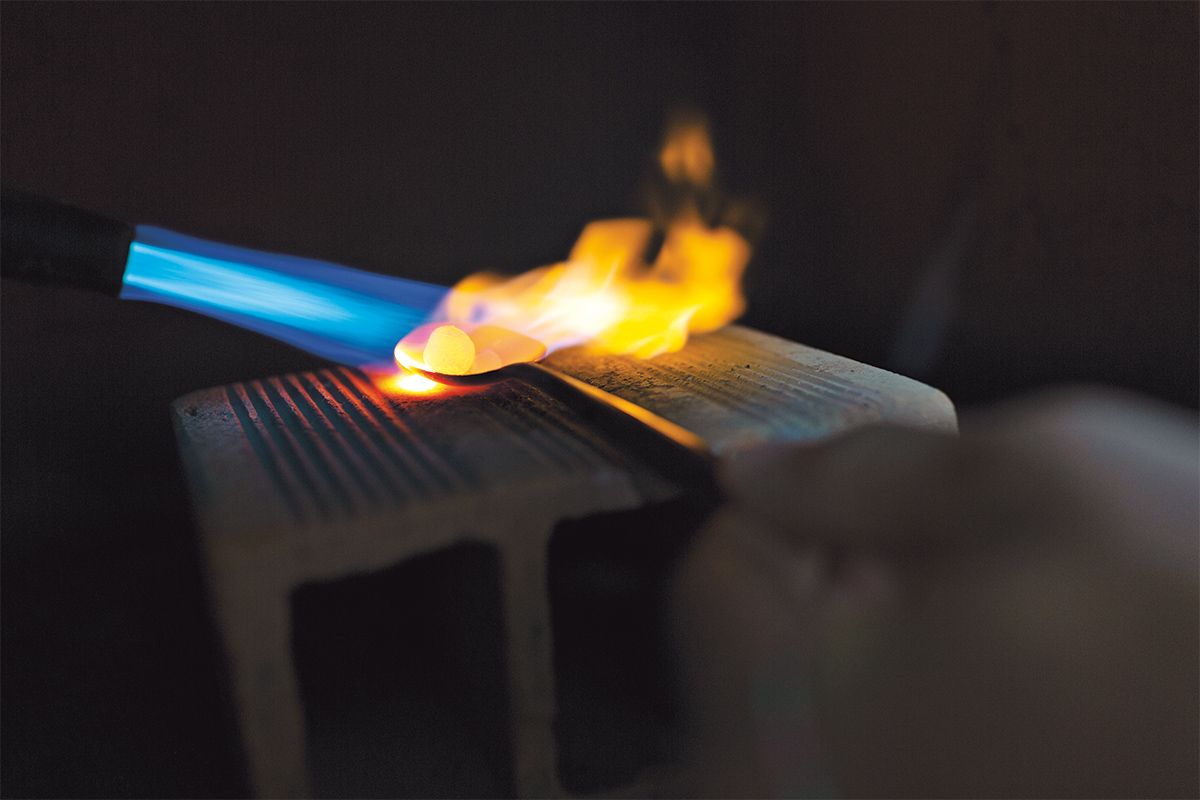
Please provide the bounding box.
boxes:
[395,115,751,376]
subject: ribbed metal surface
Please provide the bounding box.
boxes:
[218,366,634,525]
[683,330,886,413]
[544,326,905,452]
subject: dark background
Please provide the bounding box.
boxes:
[2,3,1196,797]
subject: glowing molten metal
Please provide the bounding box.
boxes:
[395,117,751,377]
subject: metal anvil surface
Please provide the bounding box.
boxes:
[171,325,955,798]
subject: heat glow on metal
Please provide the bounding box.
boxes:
[367,369,443,396]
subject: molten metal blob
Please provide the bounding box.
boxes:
[395,322,546,376]
[423,325,475,375]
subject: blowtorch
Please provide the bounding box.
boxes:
[1,186,446,369]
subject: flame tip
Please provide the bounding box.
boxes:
[398,116,751,369]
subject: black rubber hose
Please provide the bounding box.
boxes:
[1,186,135,296]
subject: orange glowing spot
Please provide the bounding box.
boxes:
[397,372,439,393]
[399,113,752,376]
[369,369,443,396]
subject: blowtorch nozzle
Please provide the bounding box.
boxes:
[1,186,448,368]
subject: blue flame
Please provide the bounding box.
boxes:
[120,225,447,366]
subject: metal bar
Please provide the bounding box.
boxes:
[510,362,722,510]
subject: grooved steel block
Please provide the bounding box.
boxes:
[171,325,955,798]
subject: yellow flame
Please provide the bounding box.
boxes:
[398,118,750,373]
